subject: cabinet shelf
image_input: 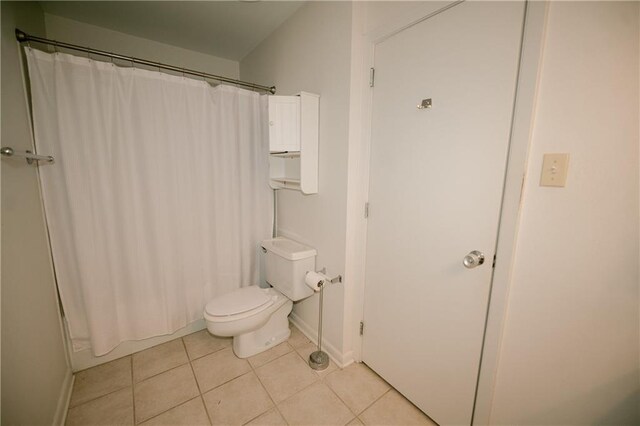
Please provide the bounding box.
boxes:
[271,177,301,189]
[270,151,301,159]
[268,92,319,194]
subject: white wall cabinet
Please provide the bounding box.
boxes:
[268,92,319,194]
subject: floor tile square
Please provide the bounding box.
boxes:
[202,372,273,425]
[245,408,287,426]
[278,381,354,425]
[288,324,311,348]
[69,356,132,408]
[134,364,200,423]
[133,339,189,383]
[66,387,133,425]
[295,342,338,377]
[138,397,210,425]
[183,330,231,360]
[191,347,251,393]
[248,342,292,369]
[324,363,390,414]
[359,389,436,425]
[255,352,318,403]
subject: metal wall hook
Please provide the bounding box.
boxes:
[417,98,432,109]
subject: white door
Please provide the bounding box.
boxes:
[362,2,526,425]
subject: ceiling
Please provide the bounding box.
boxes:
[40,1,305,61]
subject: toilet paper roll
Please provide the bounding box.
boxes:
[305,271,326,292]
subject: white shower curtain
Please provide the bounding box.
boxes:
[26,48,273,356]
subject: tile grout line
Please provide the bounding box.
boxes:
[326,364,393,417]
[357,388,393,420]
[137,396,203,425]
[131,334,230,388]
[130,340,191,386]
[245,341,291,425]
[133,360,191,387]
[72,352,132,375]
[247,325,344,424]
[67,382,132,412]
[181,337,214,426]
[249,342,294,370]
[184,338,232,363]
[131,356,137,424]
[250,357,290,426]
[273,373,320,406]
[67,356,136,411]
[69,328,359,425]
[321,371,360,419]
[133,340,210,425]
[301,362,363,425]
[193,351,254,395]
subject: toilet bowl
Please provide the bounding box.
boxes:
[204,286,292,358]
[204,237,316,359]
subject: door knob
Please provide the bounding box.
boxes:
[463,251,485,269]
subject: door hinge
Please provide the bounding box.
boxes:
[492,254,497,268]
[364,202,369,218]
[359,321,365,336]
[369,68,375,87]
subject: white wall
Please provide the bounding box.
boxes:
[44,14,239,79]
[1,2,72,424]
[240,1,353,364]
[490,2,640,424]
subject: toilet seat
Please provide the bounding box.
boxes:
[205,286,275,322]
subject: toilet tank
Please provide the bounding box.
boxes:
[261,237,316,301]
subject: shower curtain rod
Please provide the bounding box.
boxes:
[15,29,277,94]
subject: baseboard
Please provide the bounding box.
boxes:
[71,320,206,371]
[53,369,74,425]
[289,312,354,369]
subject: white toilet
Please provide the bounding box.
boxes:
[204,237,316,358]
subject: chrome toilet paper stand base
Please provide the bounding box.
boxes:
[309,280,330,370]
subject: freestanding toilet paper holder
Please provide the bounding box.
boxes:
[309,268,341,371]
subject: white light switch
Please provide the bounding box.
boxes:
[540,153,569,187]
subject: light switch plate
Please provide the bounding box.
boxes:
[540,153,569,187]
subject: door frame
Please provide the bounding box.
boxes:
[342,1,549,423]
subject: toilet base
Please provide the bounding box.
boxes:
[232,299,293,358]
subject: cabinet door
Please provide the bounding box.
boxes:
[268,96,300,152]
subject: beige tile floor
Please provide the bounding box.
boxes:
[66,324,436,426]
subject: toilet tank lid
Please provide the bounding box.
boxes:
[261,237,317,261]
[205,286,273,317]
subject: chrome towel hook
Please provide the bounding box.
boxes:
[1,146,54,165]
